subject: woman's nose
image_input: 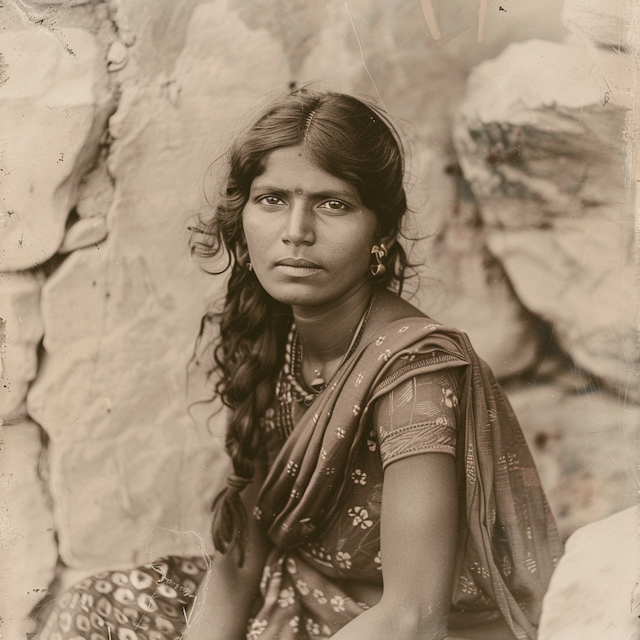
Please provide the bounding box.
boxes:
[281,201,315,246]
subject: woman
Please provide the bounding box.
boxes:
[39,90,562,640]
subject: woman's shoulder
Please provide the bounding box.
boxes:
[363,289,466,347]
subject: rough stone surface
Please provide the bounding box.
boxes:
[453,39,638,402]
[0,420,57,640]
[0,27,112,271]
[538,506,640,640]
[415,220,543,379]
[0,271,45,423]
[59,216,109,253]
[508,383,640,540]
[27,0,292,568]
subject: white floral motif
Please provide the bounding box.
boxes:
[501,556,512,577]
[289,616,300,633]
[352,404,361,416]
[307,543,332,562]
[506,452,519,470]
[247,619,267,639]
[286,460,299,476]
[459,575,478,595]
[355,372,364,387]
[442,387,458,408]
[471,562,490,579]
[378,349,391,362]
[336,551,352,569]
[278,587,295,608]
[286,557,297,574]
[253,506,262,522]
[398,326,409,333]
[336,427,345,439]
[290,489,301,499]
[312,589,328,605]
[348,506,373,529]
[320,448,327,460]
[375,336,386,346]
[351,469,367,485]
[295,579,310,595]
[324,467,336,475]
[306,618,321,636]
[330,595,346,612]
[525,553,537,573]
[374,550,382,570]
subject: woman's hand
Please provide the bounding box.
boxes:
[331,452,458,640]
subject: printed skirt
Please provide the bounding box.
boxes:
[39,556,207,640]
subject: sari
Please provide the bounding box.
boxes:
[250,318,562,640]
[39,318,562,640]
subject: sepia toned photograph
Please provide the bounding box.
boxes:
[0,0,638,639]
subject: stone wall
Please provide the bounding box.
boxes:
[0,0,637,637]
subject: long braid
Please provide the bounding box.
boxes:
[208,264,291,564]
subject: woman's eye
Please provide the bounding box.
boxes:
[258,195,285,206]
[318,200,347,211]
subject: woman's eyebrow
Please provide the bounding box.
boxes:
[250,184,358,200]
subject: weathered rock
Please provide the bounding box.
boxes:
[59,217,109,253]
[538,506,640,640]
[75,157,115,219]
[0,420,57,640]
[453,39,638,401]
[27,2,291,568]
[107,40,129,72]
[0,271,45,423]
[0,27,112,271]
[416,220,542,379]
[507,383,640,540]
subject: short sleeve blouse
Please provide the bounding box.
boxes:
[372,369,460,469]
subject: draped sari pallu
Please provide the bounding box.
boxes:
[251,319,562,640]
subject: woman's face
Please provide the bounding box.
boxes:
[242,145,379,311]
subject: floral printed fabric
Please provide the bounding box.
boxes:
[38,556,206,640]
[254,319,563,640]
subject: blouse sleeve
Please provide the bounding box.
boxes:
[372,368,460,470]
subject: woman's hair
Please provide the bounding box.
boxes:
[190,88,411,563]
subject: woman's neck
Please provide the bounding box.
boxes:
[292,282,373,375]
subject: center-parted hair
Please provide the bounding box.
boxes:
[190,89,411,563]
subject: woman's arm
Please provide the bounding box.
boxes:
[185,462,272,640]
[331,452,459,640]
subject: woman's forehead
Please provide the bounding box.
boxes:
[252,146,360,198]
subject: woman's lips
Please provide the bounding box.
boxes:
[275,258,321,276]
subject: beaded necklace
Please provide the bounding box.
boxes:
[276,293,375,408]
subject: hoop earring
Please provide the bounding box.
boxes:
[370,244,387,278]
